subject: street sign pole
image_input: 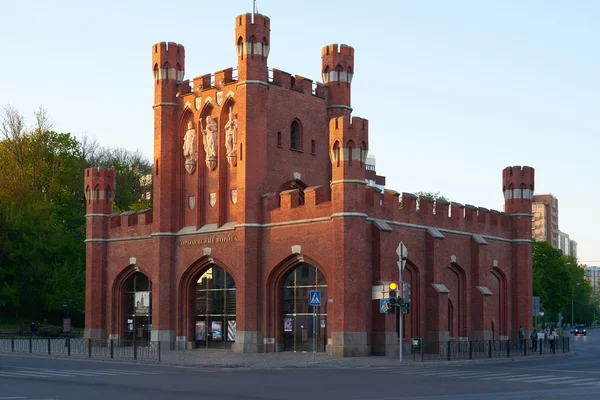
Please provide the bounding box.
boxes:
[309,290,321,363]
[313,306,316,363]
[396,242,407,362]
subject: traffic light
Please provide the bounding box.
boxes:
[388,283,398,314]
[404,283,411,303]
[404,303,410,314]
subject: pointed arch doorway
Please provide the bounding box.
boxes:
[282,263,328,352]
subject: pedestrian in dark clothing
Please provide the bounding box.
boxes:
[518,326,525,350]
[530,329,538,352]
[30,322,37,336]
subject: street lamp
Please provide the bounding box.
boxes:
[572,282,580,330]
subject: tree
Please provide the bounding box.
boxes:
[399,191,449,209]
[532,240,591,325]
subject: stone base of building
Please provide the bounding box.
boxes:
[233,331,263,353]
[151,330,175,349]
[328,332,369,357]
[470,330,493,341]
[84,328,106,340]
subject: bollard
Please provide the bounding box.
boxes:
[48,337,51,355]
[158,341,161,362]
[447,341,451,361]
[88,338,92,358]
[524,340,527,356]
[488,340,492,358]
[67,337,71,356]
[11,336,14,352]
[469,341,473,360]
[506,340,510,358]
[567,337,570,352]
[134,339,137,360]
[29,336,32,353]
[110,339,114,359]
[539,339,542,355]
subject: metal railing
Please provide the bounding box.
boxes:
[0,337,160,361]
[413,337,569,361]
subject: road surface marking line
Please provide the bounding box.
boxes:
[0,372,51,378]
[548,378,597,385]
[478,374,521,380]
[570,381,600,386]
[15,370,75,377]
[0,397,27,399]
[501,375,553,381]
[458,373,515,379]
[57,370,123,376]
[519,376,575,383]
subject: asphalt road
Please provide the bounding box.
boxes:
[0,330,597,400]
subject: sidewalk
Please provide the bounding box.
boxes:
[158,348,575,369]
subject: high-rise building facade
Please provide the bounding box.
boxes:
[532,194,558,248]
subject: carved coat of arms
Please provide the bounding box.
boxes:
[216,91,223,106]
[209,193,216,207]
[194,96,202,111]
[231,189,237,204]
[188,196,196,210]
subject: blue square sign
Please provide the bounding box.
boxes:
[309,290,321,306]
[380,299,391,313]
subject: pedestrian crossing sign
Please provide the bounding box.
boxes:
[309,290,321,306]
[380,299,391,313]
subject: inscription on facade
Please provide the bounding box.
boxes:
[178,235,238,246]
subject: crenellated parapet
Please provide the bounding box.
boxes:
[270,69,327,99]
[105,209,154,239]
[322,44,354,117]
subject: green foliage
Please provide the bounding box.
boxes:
[37,325,63,337]
[0,106,151,324]
[532,240,591,324]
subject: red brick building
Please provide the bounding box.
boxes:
[84,11,534,357]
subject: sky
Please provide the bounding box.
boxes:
[1,0,598,264]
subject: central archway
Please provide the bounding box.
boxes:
[281,263,328,352]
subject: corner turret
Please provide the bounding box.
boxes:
[322,44,354,118]
[502,166,535,214]
[235,13,270,82]
[329,116,368,182]
[84,168,116,215]
[152,42,185,104]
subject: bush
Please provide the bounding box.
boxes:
[37,325,63,337]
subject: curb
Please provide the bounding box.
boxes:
[0,350,575,370]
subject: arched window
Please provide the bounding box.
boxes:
[262,38,268,58]
[237,37,244,59]
[282,263,327,352]
[335,65,343,84]
[277,132,282,147]
[193,265,236,349]
[94,185,100,204]
[290,120,302,151]
[322,66,330,83]
[333,141,340,168]
[153,63,159,84]
[249,35,257,56]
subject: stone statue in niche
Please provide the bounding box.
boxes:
[182,121,197,174]
[201,115,218,170]
[225,107,238,167]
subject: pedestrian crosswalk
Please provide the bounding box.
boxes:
[368,367,600,387]
[0,367,175,380]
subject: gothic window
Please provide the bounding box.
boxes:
[277,132,282,147]
[290,120,302,151]
[311,140,315,155]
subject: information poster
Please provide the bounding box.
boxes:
[127,319,134,332]
[195,321,206,341]
[135,292,150,315]
[62,318,71,333]
[212,321,223,341]
[284,317,293,332]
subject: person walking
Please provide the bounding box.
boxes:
[518,326,525,350]
[29,321,37,337]
[548,327,557,354]
[530,329,538,352]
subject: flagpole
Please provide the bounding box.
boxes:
[252,0,256,23]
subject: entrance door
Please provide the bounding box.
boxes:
[282,263,328,352]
